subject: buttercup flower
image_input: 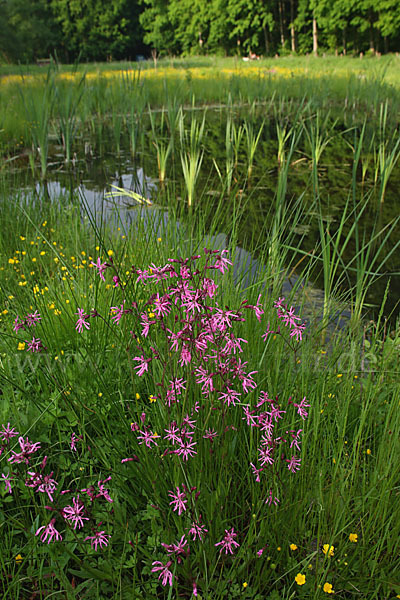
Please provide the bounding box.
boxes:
[295,573,306,585]
[322,544,335,557]
[323,582,334,594]
[349,533,358,543]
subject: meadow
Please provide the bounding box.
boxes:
[0,56,399,599]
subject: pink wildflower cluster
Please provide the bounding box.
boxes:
[243,390,309,495]
[150,485,209,589]
[0,423,113,550]
[262,297,306,342]
[13,311,41,332]
[13,311,46,353]
[69,248,309,592]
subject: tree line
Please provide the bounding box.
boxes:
[1,0,400,63]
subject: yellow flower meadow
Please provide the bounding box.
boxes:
[349,533,358,543]
[295,573,306,586]
[322,544,335,557]
[323,582,334,594]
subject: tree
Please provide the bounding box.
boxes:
[50,0,143,61]
[227,0,275,55]
[139,0,177,55]
[0,0,62,62]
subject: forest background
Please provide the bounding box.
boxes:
[1,0,400,64]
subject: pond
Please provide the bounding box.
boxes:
[3,106,400,324]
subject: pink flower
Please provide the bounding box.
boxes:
[293,397,310,420]
[75,308,90,333]
[286,455,301,473]
[84,530,111,551]
[96,477,113,502]
[151,560,174,587]
[25,311,41,326]
[91,257,108,281]
[262,323,274,341]
[218,387,241,407]
[178,346,192,366]
[36,519,62,543]
[250,462,263,482]
[8,436,41,464]
[70,431,82,452]
[288,429,303,451]
[153,293,172,317]
[137,429,159,448]
[290,322,306,341]
[203,428,218,442]
[28,471,58,502]
[215,527,240,554]
[13,316,25,332]
[213,250,232,274]
[1,473,13,493]
[133,355,151,376]
[140,312,156,337]
[110,303,125,324]
[168,486,187,515]
[188,520,208,542]
[161,534,189,563]
[0,423,19,443]
[265,489,280,506]
[173,439,197,461]
[63,495,89,529]
[25,337,45,352]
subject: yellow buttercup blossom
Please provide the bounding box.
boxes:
[322,544,335,557]
[349,533,358,543]
[295,573,306,586]
[323,582,334,594]
[290,543,298,550]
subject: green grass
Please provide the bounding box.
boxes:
[0,180,399,599]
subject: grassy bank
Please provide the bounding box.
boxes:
[0,184,399,599]
[1,55,400,157]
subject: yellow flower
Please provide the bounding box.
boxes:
[349,533,358,543]
[366,449,371,455]
[107,249,114,257]
[149,395,157,403]
[135,393,140,400]
[17,342,25,351]
[295,573,306,586]
[323,582,334,594]
[15,554,23,564]
[290,543,298,551]
[8,258,15,264]
[242,582,248,588]
[322,544,335,557]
